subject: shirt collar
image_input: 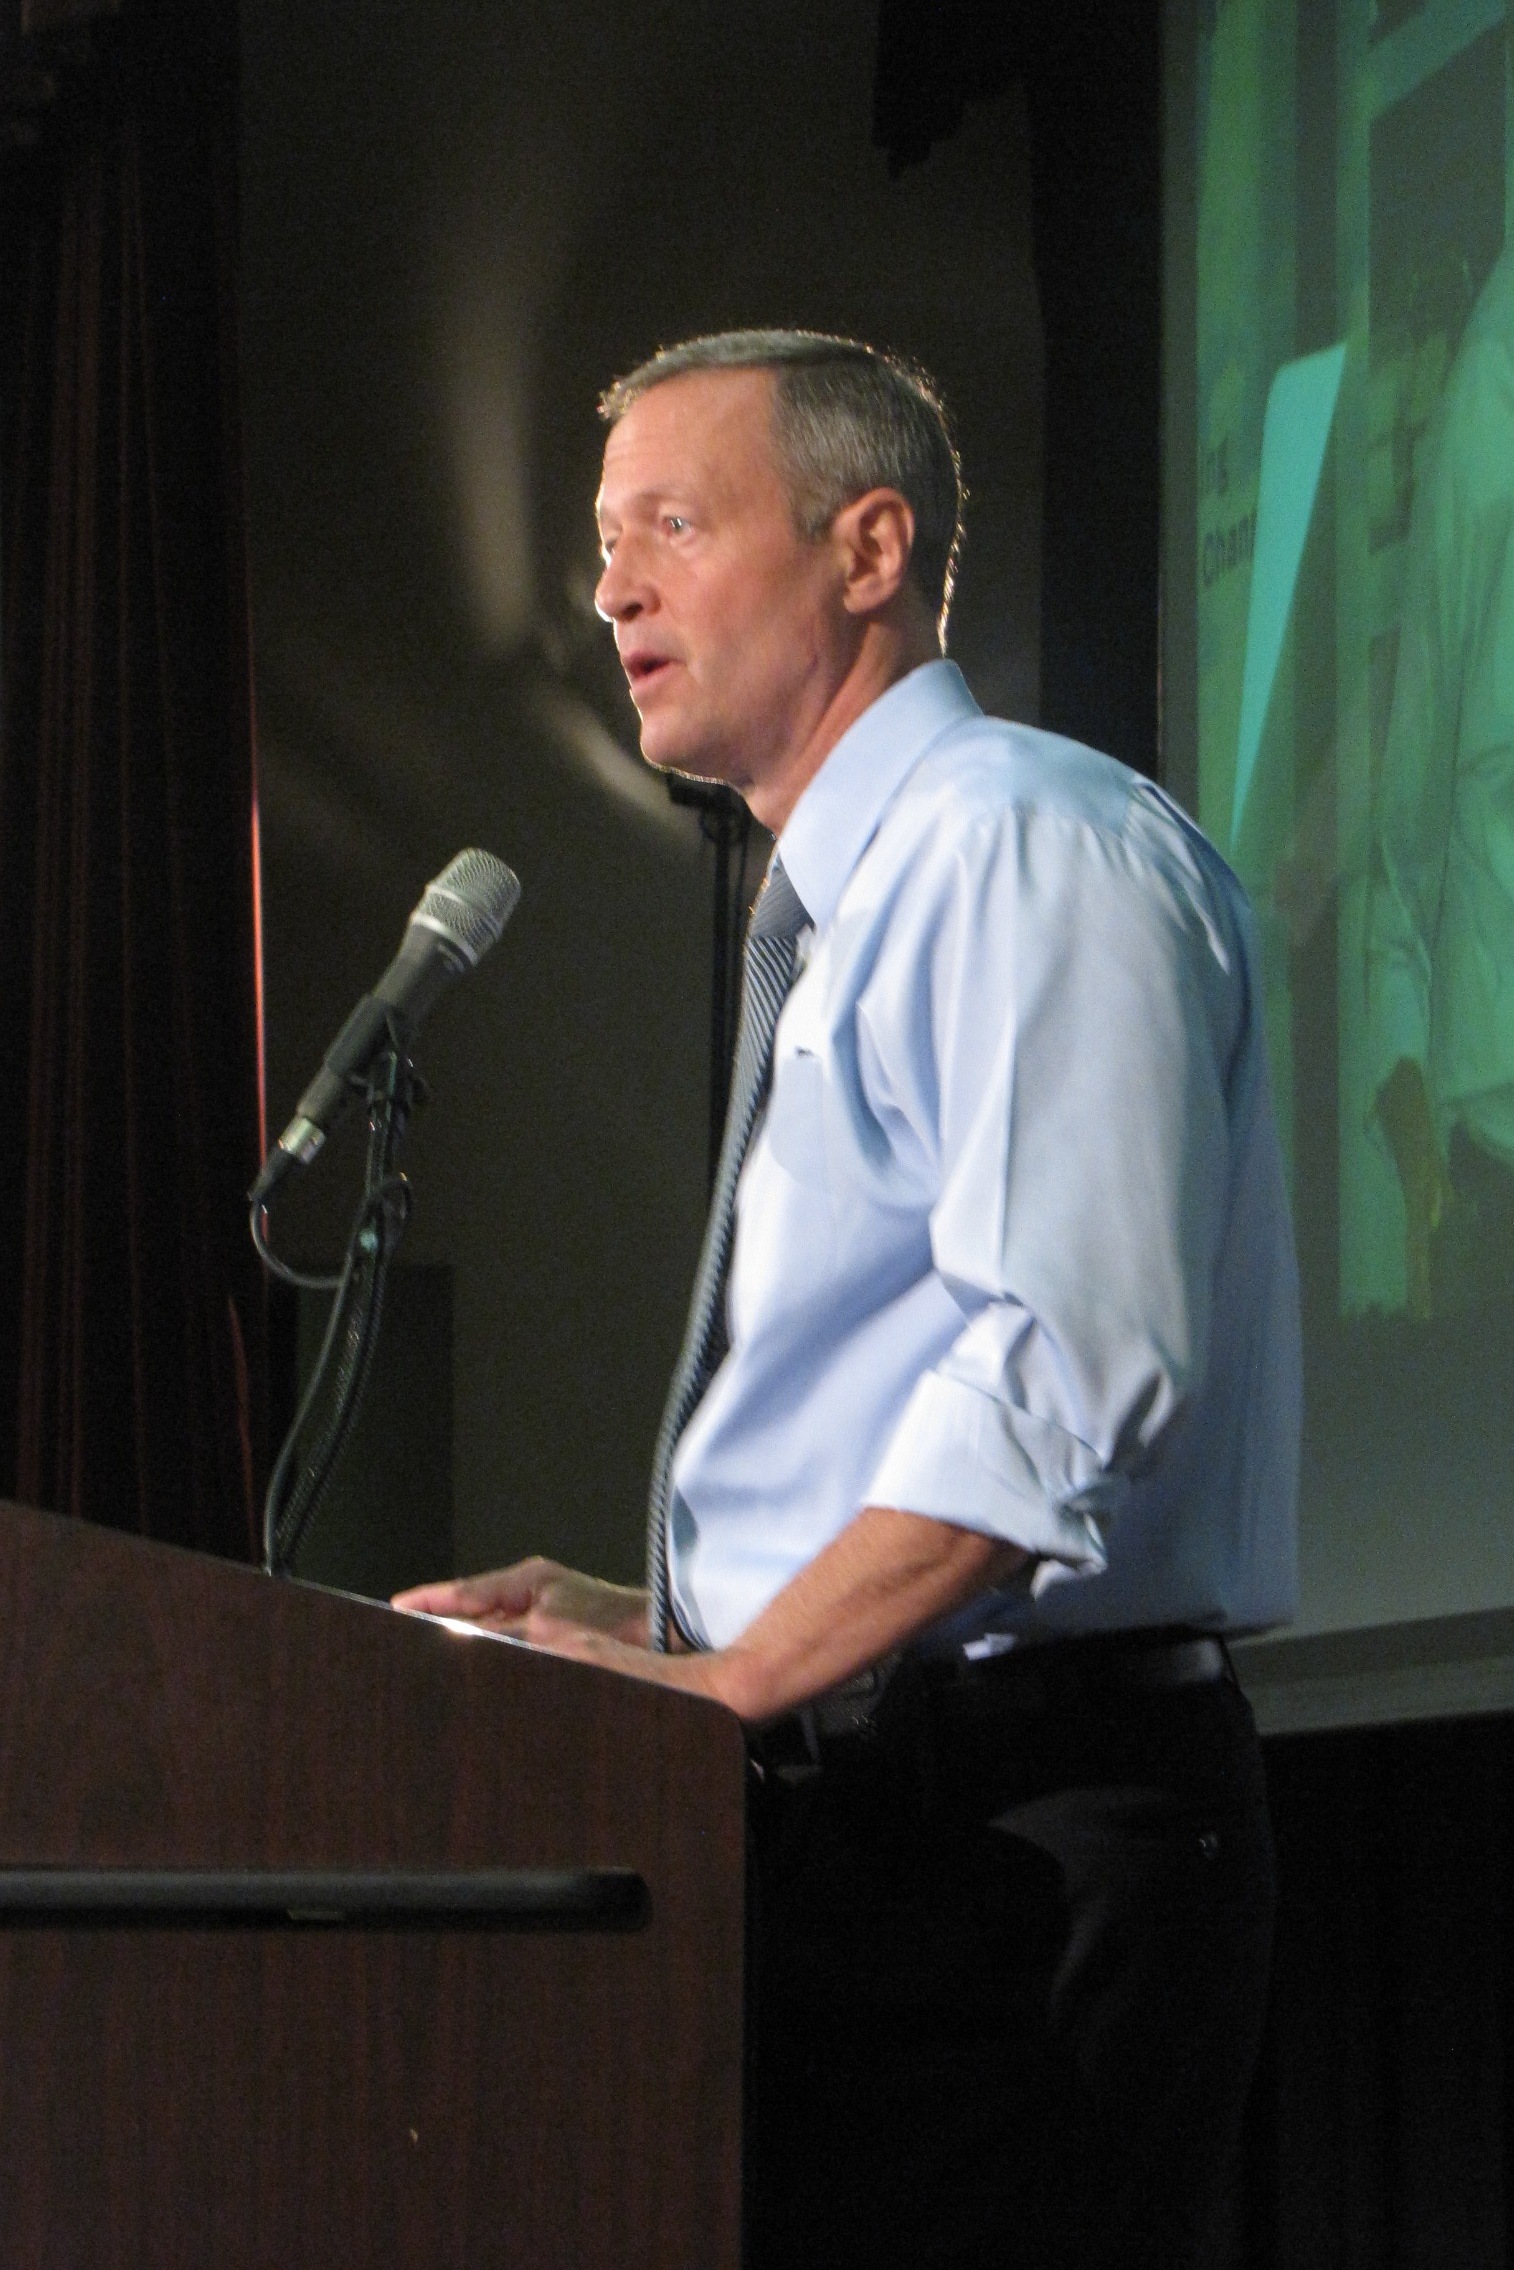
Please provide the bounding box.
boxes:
[776,659,980,932]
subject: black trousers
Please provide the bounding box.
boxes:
[745,1651,1275,2270]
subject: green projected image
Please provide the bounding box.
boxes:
[1194,0,1513,1324]
[1173,0,1514,1638]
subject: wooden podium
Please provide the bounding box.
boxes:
[0,1501,747,2269]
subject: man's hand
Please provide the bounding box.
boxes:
[1376,1057,1453,1318]
[392,1559,650,1648]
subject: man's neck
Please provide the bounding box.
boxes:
[745,621,940,836]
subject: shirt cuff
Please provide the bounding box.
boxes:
[864,1370,1109,1573]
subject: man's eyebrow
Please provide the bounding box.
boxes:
[597,482,701,527]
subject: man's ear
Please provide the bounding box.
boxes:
[833,488,916,616]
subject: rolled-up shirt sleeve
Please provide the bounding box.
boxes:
[863,785,1245,1572]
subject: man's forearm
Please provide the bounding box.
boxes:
[702,1506,1026,1722]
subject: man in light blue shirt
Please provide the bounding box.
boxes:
[400,330,1300,2270]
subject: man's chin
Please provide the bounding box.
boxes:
[636,721,732,791]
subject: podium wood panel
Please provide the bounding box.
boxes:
[0,1501,747,2269]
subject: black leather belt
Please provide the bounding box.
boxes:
[933,1628,1234,1702]
[751,1629,1234,1782]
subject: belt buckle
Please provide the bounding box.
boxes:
[811,1648,906,1741]
[750,1652,904,1784]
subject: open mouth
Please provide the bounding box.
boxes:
[624,653,676,692]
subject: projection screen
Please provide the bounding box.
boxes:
[1163,0,1514,1727]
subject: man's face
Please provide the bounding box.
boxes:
[594,368,849,794]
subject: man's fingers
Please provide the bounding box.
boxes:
[391,1580,464,1614]
[392,1569,536,1621]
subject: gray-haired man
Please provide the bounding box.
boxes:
[399,330,1299,2268]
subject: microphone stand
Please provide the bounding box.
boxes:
[255,1044,418,1578]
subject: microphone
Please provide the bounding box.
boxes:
[251,848,521,1204]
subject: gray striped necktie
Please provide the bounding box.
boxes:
[646,857,811,1652]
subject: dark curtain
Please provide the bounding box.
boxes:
[1208,1714,1514,2269]
[0,0,264,1557]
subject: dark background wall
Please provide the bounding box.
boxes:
[239,0,1046,1589]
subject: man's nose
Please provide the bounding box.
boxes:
[594,545,646,623]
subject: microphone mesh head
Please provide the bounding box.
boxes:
[413,849,521,965]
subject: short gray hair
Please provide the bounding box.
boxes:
[600,328,964,637]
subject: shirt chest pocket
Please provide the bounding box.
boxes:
[763,1049,830,1190]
